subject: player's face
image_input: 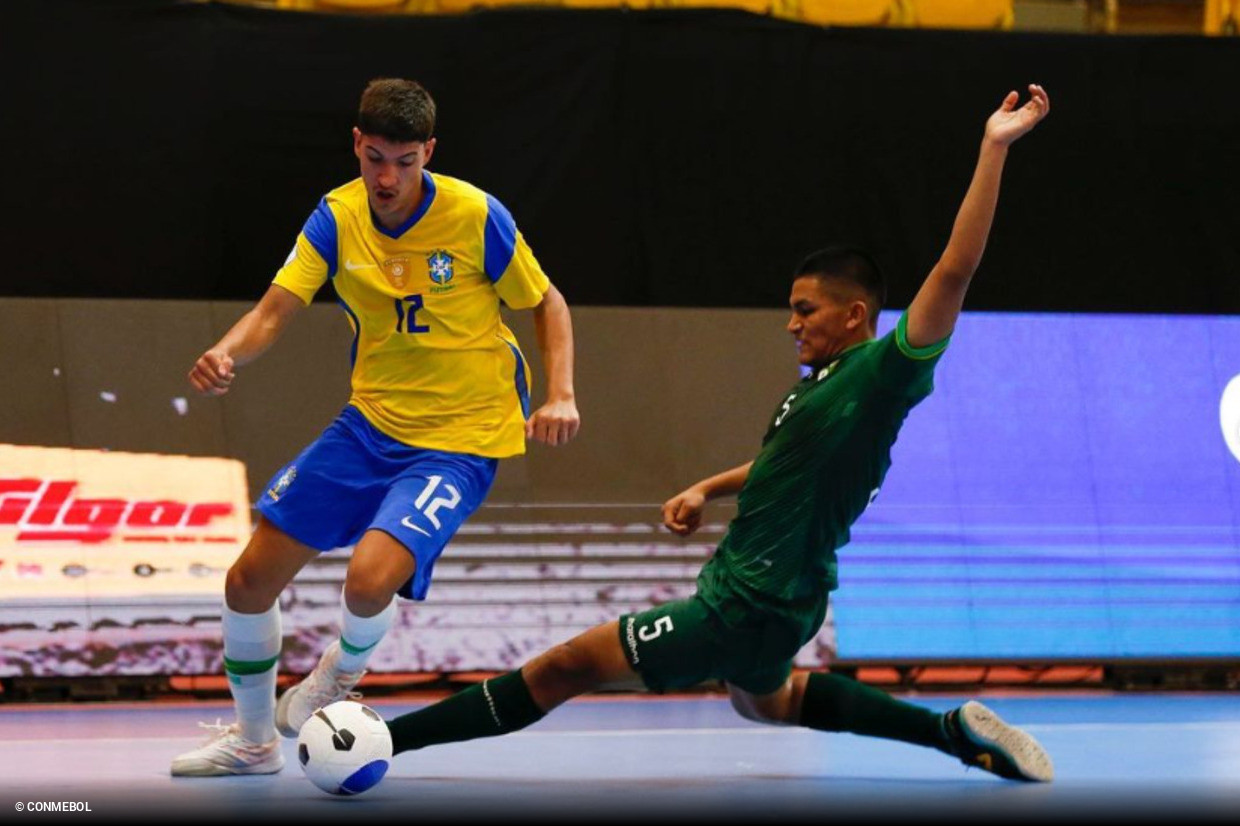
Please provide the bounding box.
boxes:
[787,276,868,367]
[353,129,436,226]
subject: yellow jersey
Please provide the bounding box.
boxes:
[273,171,550,458]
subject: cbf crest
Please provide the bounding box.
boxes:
[427,250,456,293]
[267,466,297,502]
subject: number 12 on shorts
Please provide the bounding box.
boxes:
[413,475,460,530]
[637,616,674,642]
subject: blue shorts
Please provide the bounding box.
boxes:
[256,405,498,601]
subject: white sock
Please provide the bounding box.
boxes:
[336,587,396,673]
[222,602,281,744]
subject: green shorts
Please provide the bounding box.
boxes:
[618,592,826,696]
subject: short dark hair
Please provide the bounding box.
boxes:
[357,78,436,143]
[793,245,887,327]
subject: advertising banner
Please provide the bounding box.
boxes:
[0,446,249,676]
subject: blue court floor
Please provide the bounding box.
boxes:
[1,692,1238,823]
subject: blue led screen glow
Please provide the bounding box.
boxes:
[831,311,1240,659]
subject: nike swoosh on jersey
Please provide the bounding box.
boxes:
[401,516,431,537]
[345,258,378,271]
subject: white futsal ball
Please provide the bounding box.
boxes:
[297,700,393,796]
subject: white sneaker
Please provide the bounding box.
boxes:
[170,720,284,776]
[275,641,366,738]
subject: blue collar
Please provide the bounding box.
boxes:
[370,170,436,239]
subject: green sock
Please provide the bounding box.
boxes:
[388,670,546,755]
[799,672,953,754]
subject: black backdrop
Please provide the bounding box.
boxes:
[3,0,1238,313]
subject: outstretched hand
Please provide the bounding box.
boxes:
[985,84,1050,147]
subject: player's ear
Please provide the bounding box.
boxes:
[846,299,868,331]
[352,127,364,159]
[422,137,436,166]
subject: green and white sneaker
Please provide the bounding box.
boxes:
[945,700,1054,783]
[170,720,284,777]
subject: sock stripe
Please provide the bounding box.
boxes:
[223,655,279,676]
[481,679,503,729]
[339,635,379,656]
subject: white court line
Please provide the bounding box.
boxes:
[6,720,1240,747]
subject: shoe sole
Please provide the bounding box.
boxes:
[959,701,1054,783]
[171,756,285,777]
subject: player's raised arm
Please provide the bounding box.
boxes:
[187,283,305,396]
[525,282,581,446]
[904,84,1050,349]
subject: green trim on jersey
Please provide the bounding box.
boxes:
[895,311,951,360]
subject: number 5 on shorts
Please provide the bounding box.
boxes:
[638,616,674,642]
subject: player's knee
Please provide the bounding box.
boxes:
[224,563,274,613]
[536,642,603,694]
[729,692,770,723]
[728,690,790,725]
[342,574,398,617]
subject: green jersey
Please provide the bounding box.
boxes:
[698,312,948,622]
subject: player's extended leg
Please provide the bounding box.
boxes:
[277,450,498,737]
[727,673,1053,782]
[275,446,497,736]
[386,620,636,755]
[275,529,409,736]
[170,517,319,777]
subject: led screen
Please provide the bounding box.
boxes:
[832,311,1240,659]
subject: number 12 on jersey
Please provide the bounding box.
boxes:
[394,294,429,333]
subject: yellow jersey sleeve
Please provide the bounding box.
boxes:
[483,194,550,310]
[272,197,335,305]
